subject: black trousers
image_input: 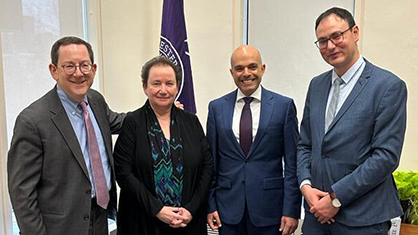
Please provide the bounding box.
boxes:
[89,198,109,235]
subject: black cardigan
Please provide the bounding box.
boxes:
[114,103,213,235]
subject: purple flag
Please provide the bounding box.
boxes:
[159,0,196,114]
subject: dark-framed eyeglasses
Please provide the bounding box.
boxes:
[314,26,354,49]
[60,62,93,75]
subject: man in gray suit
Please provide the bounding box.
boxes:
[297,7,407,235]
[8,36,125,235]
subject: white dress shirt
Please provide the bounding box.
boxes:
[232,86,262,144]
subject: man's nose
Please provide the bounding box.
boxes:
[73,66,84,76]
[243,67,251,75]
[327,39,337,49]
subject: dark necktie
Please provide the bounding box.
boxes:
[80,101,109,209]
[239,97,254,156]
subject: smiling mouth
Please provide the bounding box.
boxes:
[240,78,256,84]
[71,80,86,85]
[328,51,340,58]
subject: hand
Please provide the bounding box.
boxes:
[279,216,298,235]
[156,206,184,226]
[169,207,193,228]
[174,101,184,110]
[300,184,328,208]
[207,211,222,230]
[310,194,339,224]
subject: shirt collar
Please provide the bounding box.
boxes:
[236,85,262,103]
[332,56,365,84]
[56,85,89,111]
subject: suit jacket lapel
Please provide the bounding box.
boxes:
[222,90,245,157]
[318,72,333,136]
[326,61,372,133]
[87,92,114,169]
[248,87,273,157]
[49,87,89,178]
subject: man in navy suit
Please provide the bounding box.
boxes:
[297,7,407,235]
[206,45,301,235]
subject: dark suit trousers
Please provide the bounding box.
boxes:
[219,205,280,235]
[89,198,108,235]
[302,210,391,235]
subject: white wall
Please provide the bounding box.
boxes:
[248,0,354,123]
[99,0,243,127]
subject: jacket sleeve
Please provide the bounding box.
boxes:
[206,102,219,213]
[8,112,48,235]
[297,81,313,185]
[105,102,126,135]
[282,100,302,219]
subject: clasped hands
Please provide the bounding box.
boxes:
[156,206,193,228]
[301,185,339,224]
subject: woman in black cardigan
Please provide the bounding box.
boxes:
[114,56,213,235]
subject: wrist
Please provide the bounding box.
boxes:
[301,184,312,195]
[329,191,341,208]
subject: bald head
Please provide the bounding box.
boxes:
[229,45,265,96]
[230,45,263,68]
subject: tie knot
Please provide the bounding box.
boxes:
[79,101,88,112]
[243,97,254,105]
[334,77,344,86]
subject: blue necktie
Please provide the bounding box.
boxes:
[240,97,254,156]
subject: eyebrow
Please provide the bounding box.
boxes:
[317,30,345,40]
[234,63,258,69]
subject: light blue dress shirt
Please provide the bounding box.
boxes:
[57,86,111,198]
[326,56,366,116]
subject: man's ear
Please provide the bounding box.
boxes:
[49,63,59,81]
[91,64,97,76]
[352,25,360,42]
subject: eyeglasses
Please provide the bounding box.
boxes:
[314,26,354,49]
[60,62,93,75]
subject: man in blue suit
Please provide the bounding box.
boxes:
[297,7,407,235]
[206,45,301,235]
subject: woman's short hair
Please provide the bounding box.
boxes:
[141,56,182,86]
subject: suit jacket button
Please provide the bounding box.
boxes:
[242,181,245,185]
[84,214,90,221]
[321,154,326,159]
